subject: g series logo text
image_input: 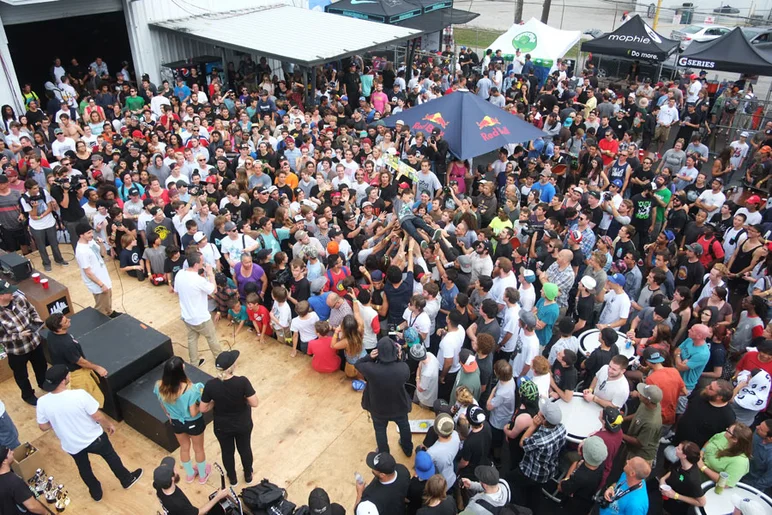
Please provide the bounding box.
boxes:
[678,57,716,68]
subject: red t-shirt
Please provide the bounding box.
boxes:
[247,305,273,337]
[696,235,724,268]
[646,367,685,425]
[598,138,619,167]
[323,267,350,293]
[737,352,772,377]
[307,336,340,373]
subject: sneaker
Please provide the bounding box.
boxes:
[22,395,37,406]
[244,472,253,484]
[185,470,197,483]
[90,490,103,502]
[198,463,212,484]
[56,260,69,266]
[420,240,428,250]
[401,445,413,458]
[43,264,52,272]
[432,229,443,242]
[122,469,143,489]
[228,475,238,487]
[352,379,366,391]
[198,358,206,367]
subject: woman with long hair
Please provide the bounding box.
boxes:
[670,286,693,345]
[699,423,753,487]
[689,305,720,331]
[199,350,258,486]
[417,474,456,514]
[659,441,706,514]
[331,314,366,380]
[635,323,673,359]
[154,357,210,483]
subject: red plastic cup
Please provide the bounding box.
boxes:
[31,273,40,283]
[40,278,49,290]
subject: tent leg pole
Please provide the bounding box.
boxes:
[310,66,317,106]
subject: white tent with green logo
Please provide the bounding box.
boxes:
[486,18,581,68]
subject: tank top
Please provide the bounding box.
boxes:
[729,241,763,276]
[609,160,628,182]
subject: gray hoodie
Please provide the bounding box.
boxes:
[463,480,514,515]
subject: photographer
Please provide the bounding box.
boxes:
[597,457,650,515]
[20,179,68,272]
[427,127,448,184]
[153,456,229,515]
[51,170,88,250]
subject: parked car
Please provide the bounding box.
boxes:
[742,26,772,44]
[714,5,740,13]
[670,24,731,49]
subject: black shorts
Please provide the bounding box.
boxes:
[0,226,29,252]
[170,416,206,436]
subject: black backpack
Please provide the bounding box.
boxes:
[241,479,286,510]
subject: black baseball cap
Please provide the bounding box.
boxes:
[366,451,396,474]
[153,456,176,489]
[41,364,69,392]
[215,350,239,371]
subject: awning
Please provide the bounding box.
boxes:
[150,6,421,68]
[580,15,678,62]
[679,27,772,76]
[396,8,479,32]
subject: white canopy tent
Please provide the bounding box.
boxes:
[486,18,580,68]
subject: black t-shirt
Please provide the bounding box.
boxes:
[0,471,33,515]
[165,255,186,280]
[681,222,706,247]
[552,361,578,392]
[407,476,427,515]
[361,464,411,515]
[385,271,414,325]
[201,375,256,434]
[588,205,603,229]
[667,209,689,242]
[575,294,595,327]
[416,497,457,515]
[584,345,619,379]
[612,240,636,262]
[224,201,251,227]
[47,332,85,371]
[459,423,492,478]
[559,464,603,508]
[51,185,86,222]
[663,464,703,515]
[120,247,141,277]
[630,194,653,229]
[675,395,736,448]
[156,486,200,515]
[289,276,311,304]
[674,257,704,291]
[629,167,654,197]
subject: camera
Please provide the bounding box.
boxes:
[189,185,201,196]
[603,192,613,201]
[593,492,611,509]
[521,223,535,237]
[442,185,451,195]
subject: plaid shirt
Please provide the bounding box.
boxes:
[520,423,567,483]
[0,291,43,355]
[545,262,575,309]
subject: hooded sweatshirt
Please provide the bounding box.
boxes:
[148,153,171,185]
[463,479,514,515]
[355,337,412,419]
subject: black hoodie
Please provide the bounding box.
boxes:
[355,337,412,419]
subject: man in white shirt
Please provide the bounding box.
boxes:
[723,214,748,264]
[510,310,540,378]
[220,221,258,274]
[174,251,223,365]
[149,90,171,118]
[582,355,631,409]
[686,74,702,104]
[36,365,142,501]
[695,177,726,222]
[489,257,517,312]
[75,223,112,316]
[597,273,631,330]
[511,49,525,75]
[656,97,680,154]
[437,311,465,401]
[51,129,76,159]
[672,156,699,192]
[729,132,750,170]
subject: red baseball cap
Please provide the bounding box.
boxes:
[747,195,762,205]
[132,130,143,138]
[398,182,410,190]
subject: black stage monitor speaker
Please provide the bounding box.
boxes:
[118,362,214,452]
[0,252,32,281]
[76,314,173,421]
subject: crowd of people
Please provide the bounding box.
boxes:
[1,47,772,515]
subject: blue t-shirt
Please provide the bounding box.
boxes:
[678,338,711,390]
[229,304,248,322]
[308,292,332,321]
[534,298,560,347]
[174,85,191,101]
[256,227,290,260]
[599,472,648,515]
[154,382,204,422]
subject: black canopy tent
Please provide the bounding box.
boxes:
[325,0,424,24]
[580,15,679,62]
[679,27,772,76]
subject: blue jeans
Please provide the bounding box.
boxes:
[400,217,433,245]
[371,414,412,455]
[0,411,20,449]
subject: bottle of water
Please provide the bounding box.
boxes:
[355,472,364,485]
[625,339,633,350]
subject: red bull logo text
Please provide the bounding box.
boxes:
[412,112,450,134]
[477,116,510,141]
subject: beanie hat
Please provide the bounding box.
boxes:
[518,379,540,402]
[542,282,559,301]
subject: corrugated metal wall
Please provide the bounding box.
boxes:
[0,0,122,24]
[124,0,285,85]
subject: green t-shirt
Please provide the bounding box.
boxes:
[626,404,662,461]
[125,95,145,112]
[703,432,750,487]
[654,187,672,223]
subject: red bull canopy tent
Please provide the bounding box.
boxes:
[380,91,545,160]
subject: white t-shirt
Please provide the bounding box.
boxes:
[36,389,103,454]
[403,308,431,348]
[595,365,630,408]
[500,304,521,351]
[511,330,540,378]
[271,301,291,330]
[76,241,112,294]
[359,304,380,350]
[424,297,441,335]
[20,190,56,230]
[598,289,631,325]
[730,141,749,169]
[51,137,76,159]
[697,190,726,220]
[221,234,257,267]
[173,270,215,325]
[735,207,762,226]
[722,227,747,264]
[438,326,465,374]
[532,373,551,399]
[291,313,320,342]
[490,272,517,308]
[518,284,536,312]
[417,352,439,407]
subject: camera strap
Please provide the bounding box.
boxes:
[608,479,643,504]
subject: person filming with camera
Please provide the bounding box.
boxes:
[51,171,88,249]
[597,456,650,515]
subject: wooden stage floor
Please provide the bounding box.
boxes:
[2,247,431,514]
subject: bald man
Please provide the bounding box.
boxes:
[673,323,712,415]
[600,456,650,514]
[538,249,575,317]
[326,292,353,328]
